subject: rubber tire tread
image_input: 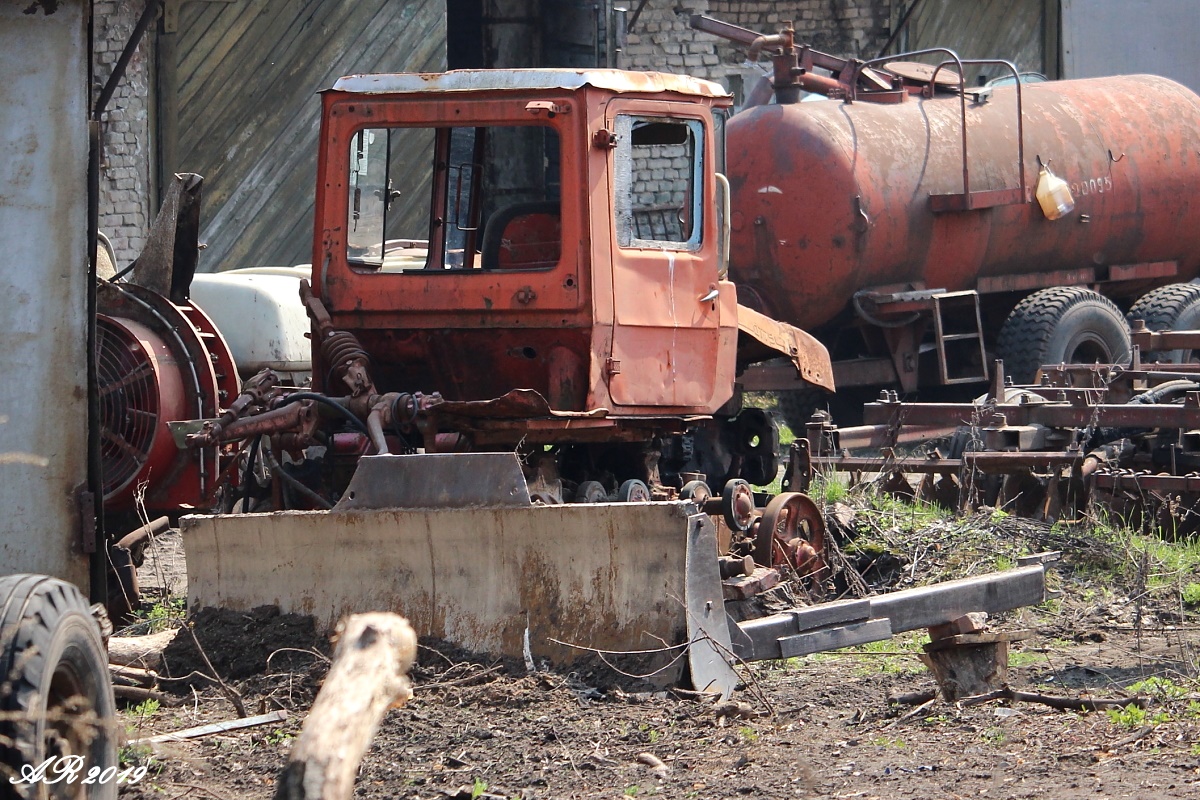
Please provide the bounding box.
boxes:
[996,286,1131,384]
[0,574,117,799]
[1126,283,1200,364]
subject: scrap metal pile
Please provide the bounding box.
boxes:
[786,325,1200,536]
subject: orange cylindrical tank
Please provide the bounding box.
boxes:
[726,75,1200,332]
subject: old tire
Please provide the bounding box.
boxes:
[1127,283,1200,363]
[0,575,117,799]
[996,287,1131,384]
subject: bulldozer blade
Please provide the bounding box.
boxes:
[334,453,531,509]
[182,498,729,688]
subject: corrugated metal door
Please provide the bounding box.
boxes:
[901,0,1053,83]
[172,0,446,272]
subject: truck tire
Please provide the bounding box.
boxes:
[0,575,117,799]
[1126,283,1200,363]
[996,287,1131,384]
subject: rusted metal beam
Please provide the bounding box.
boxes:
[862,400,1200,429]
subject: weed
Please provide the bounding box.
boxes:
[130,698,160,718]
[471,778,488,799]
[738,726,759,743]
[624,785,640,796]
[980,727,1006,745]
[1183,582,1200,607]
[995,554,1015,571]
[870,736,906,748]
[1105,703,1170,729]
[265,727,293,746]
[132,595,186,634]
[1126,677,1188,700]
[1008,649,1044,669]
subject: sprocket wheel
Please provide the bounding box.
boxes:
[754,492,828,586]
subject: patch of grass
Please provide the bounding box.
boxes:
[1007,649,1043,669]
[1105,703,1171,730]
[809,471,850,505]
[130,698,160,718]
[1126,676,1189,700]
[839,631,930,677]
[1060,515,1200,594]
[980,726,1006,746]
[870,736,906,748]
[1183,582,1200,607]
[132,595,186,634]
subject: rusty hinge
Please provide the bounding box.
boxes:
[75,483,97,554]
[593,129,618,149]
[606,358,622,376]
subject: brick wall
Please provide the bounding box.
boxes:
[618,1,895,107]
[92,1,153,268]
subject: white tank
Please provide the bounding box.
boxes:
[190,267,313,384]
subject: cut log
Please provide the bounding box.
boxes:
[108,627,180,671]
[274,613,416,800]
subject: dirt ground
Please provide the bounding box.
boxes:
[118,519,1200,800]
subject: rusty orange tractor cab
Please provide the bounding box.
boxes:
[298,70,830,500]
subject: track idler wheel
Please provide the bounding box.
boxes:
[680,480,712,505]
[616,479,651,502]
[575,480,608,503]
[754,492,828,586]
[721,478,756,532]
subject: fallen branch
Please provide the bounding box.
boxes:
[131,709,289,746]
[110,663,159,688]
[274,613,416,800]
[959,688,1149,712]
[108,628,180,671]
[888,698,936,727]
[1110,724,1155,749]
[113,685,183,707]
[888,689,937,706]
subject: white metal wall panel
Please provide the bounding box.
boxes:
[0,1,90,586]
[1063,0,1200,93]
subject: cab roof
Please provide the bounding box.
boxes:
[329,68,730,99]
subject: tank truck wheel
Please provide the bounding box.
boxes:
[1127,283,1200,363]
[680,480,712,505]
[0,575,117,798]
[721,479,756,532]
[574,480,609,503]
[754,492,828,583]
[616,479,651,503]
[997,287,1131,384]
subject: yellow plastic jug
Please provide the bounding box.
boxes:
[1036,165,1075,220]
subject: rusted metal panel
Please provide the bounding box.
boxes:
[727,75,1200,333]
[735,304,835,392]
[0,2,90,586]
[183,502,715,684]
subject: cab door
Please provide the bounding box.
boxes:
[605,102,726,410]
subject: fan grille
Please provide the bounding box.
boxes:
[96,316,161,500]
